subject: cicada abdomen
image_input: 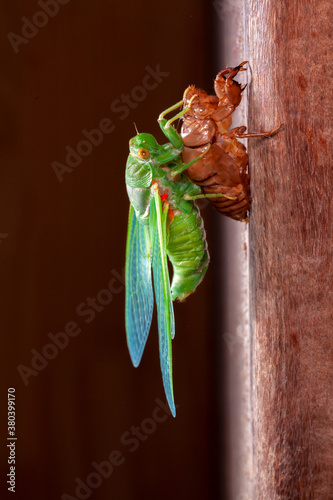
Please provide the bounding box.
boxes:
[166,195,209,301]
[181,62,281,222]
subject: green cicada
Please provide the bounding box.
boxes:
[125,99,230,416]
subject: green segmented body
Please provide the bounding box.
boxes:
[126,152,209,300]
[167,201,209,300]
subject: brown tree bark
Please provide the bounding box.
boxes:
[246,0,333,498]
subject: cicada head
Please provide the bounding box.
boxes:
[183,85,219,120]
[129,133,160,162]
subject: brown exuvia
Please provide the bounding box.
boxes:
[181,62,281,222]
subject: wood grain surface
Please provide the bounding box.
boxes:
[246,0,333,498]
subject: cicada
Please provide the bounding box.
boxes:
[125,101,232,416]
[180,62,282,221]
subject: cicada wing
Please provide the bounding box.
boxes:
[125,204,154,367]
[150,185,176,417]
[169,288,175,340]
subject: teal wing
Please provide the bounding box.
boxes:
[150,184,176,417]
[125,204,154,367]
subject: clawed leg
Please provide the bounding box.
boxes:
[226,124,283,139]
[217,61,247,83]
[215,62,248,105]
[183,192,236,201]
[225,61,248,87]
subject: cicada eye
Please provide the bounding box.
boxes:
[137,148,150,159]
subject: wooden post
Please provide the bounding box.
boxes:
[246,0,333,497]
[215,1,253,498]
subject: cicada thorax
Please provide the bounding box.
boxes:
[154,172,209,302]
[181,63,251,222]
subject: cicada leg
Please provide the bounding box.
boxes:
[158,100,184,122]
[158,94,198,126]
[225,61,248,87]
[157,95,199,150]
[227,124,283,139]
[169,144,211,178]
[164,94,198,130]
[183,192,236,201]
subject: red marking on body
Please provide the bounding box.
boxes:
[160,193,168,203]
[167,209,175,228]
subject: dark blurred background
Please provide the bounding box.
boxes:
[0,1,237,499]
